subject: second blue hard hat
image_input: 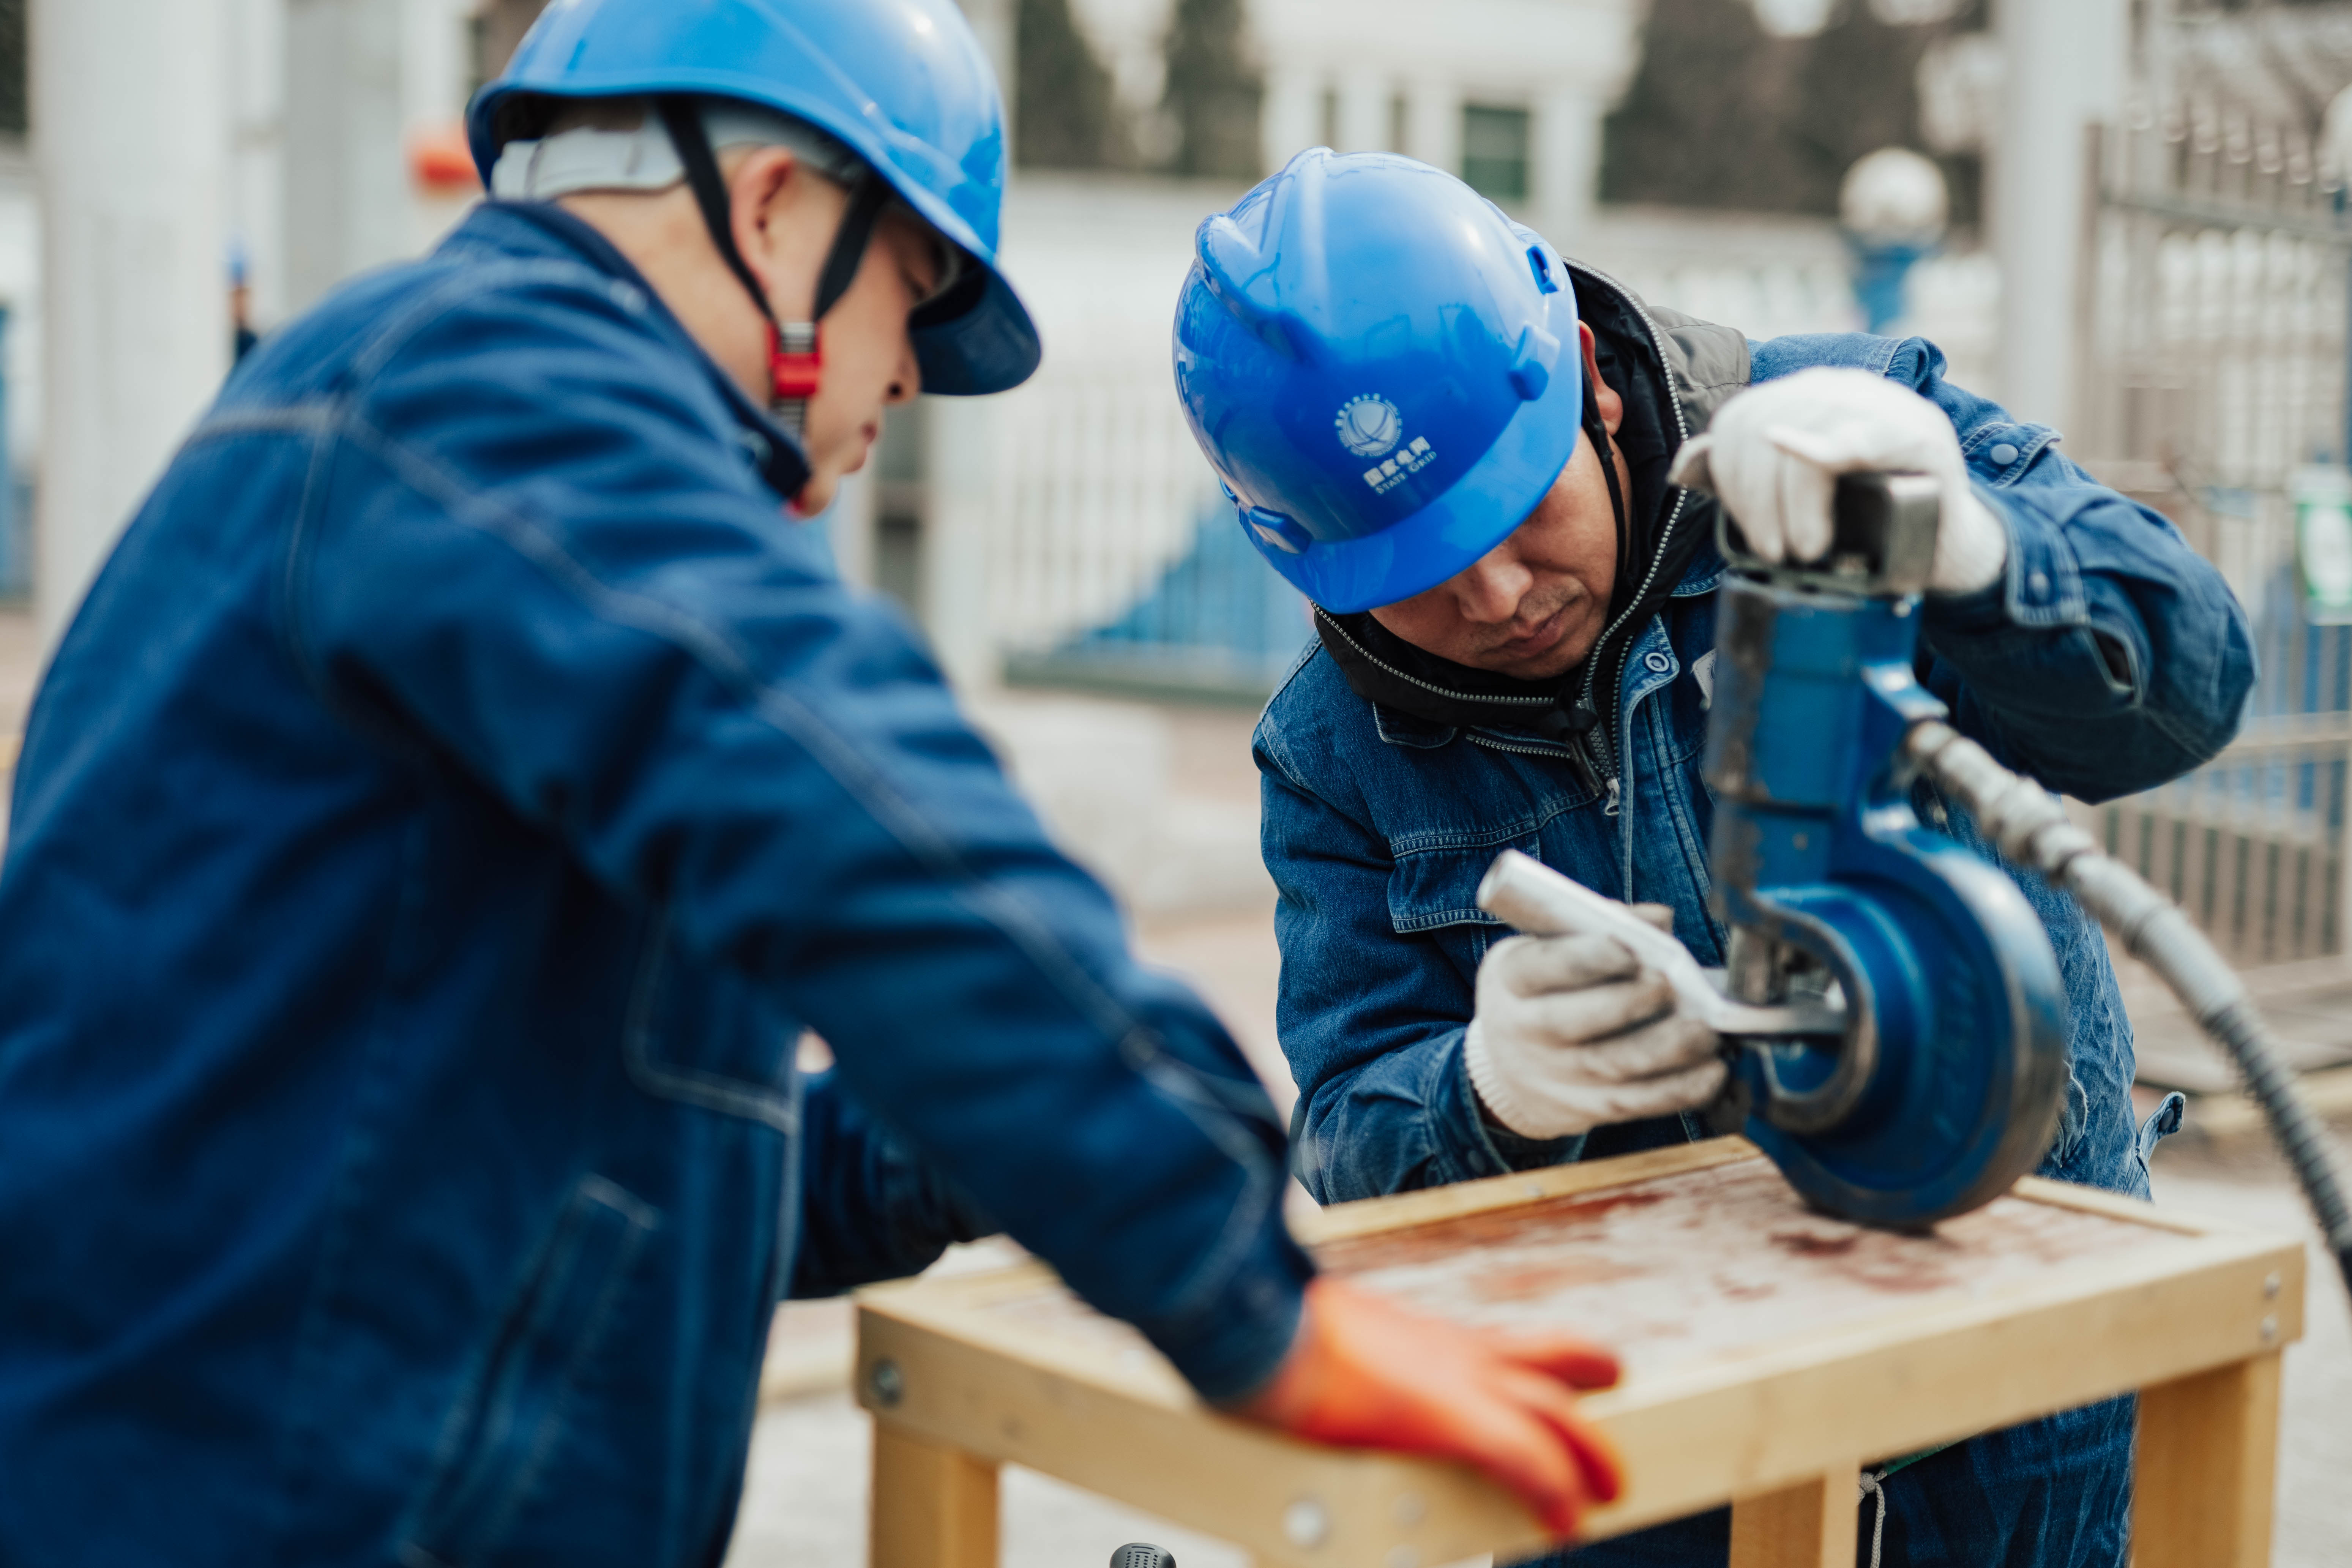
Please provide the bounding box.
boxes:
[469,0,1040,396]
[1173,151,1584,612]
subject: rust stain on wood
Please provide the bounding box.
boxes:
[964,1158,2190,1383]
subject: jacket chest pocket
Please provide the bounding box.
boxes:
[623,904,797,1134]
[1386,844,1520,986]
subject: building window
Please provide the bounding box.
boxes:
[1461,104,1530,203]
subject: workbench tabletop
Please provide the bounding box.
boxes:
[856,1140,2304,1567]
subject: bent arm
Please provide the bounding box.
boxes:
[303,286,1310,1400]
[789,1069,998,1297]
[1257,718,1572,1204]
[1754,334,2255,801]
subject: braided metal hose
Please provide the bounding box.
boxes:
[1905,720,2352,1302]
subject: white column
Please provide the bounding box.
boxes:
[1535,87,1607,242]
[1994,0,2126,431]
[921,398,1003,693]
[227,0,288,330]
[822,470,878,592]
[1404,77,1461,173]
[34,0,231,644]
[283,0,410,314]
[1335,65,1388,153]
[1261,63,1322,170]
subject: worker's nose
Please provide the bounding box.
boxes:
[1451,547,1534,625]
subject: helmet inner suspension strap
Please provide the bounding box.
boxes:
[655,96,890,437]
[1582,370,1631,595]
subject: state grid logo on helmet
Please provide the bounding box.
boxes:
[1336,393,1438,495]
[1334,395,1401,458]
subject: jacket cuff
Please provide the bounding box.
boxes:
[1158,1227,1316,1404]
[1444,1029,1580,1176]
[1925,483,2089,637]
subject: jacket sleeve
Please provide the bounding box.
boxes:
[789,1069,998,1298]
[296,277,1309,1402]
[1256,710,1574,1204]
[1754,333,2256,802]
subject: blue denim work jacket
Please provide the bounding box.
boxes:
[0,203,1308,1566]
[1257,331,2254,1209]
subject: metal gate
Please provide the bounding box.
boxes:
[2076,93,2352,965]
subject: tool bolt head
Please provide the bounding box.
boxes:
[1283,1498,1330,1548]
[2264,1271,2281,1300]
[868,1358,905,1408]
[2259,1315,2278,1345]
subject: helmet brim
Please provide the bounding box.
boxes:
[912,265,1041,396]
[469,77,1042,396]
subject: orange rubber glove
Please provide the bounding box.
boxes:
[1229,1277,1625,1540]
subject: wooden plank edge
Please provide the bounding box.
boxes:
[1296,1136,1765,1244]
[858,1226,2303,1550]
[2010,1175,2232,1236]
[858,1309,1547,1568]
[1574,1234,2305,1535]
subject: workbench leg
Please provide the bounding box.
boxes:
[871,1419,1000,1568]
[2132,1352,2282,1568]
[1728,1467,1858,1568]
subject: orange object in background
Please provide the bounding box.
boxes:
[409,123,480,193]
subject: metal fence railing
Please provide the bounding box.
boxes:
[973,239,1985,705]
[2076,100,2352,964]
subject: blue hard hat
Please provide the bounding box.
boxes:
[1172,150,1584,612]
[469,0,1040,396]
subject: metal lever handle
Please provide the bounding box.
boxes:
[1475,850,1842,1037]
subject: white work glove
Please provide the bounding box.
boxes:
[1667,366,2008,595]
[1461,907,1727,1141]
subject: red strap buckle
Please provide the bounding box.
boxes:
[769,322,822,402]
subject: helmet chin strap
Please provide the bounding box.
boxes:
[654,97,891,441]
[1581,369,1631,601]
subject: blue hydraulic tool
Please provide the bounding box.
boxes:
[1484,475,2352,1279]
[1698,474,2068,1227]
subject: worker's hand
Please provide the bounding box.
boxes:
[1462,907,1726,1140]
[1667,366,2008,595]
[1231,1278,1623,1540]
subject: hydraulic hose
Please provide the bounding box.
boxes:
[1904,720,2352,1304]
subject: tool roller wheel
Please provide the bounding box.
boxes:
[1730,834,2071,1229]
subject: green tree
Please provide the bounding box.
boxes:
[1016,0,1133,169]
[0,0,24,138]
[1160,0,1260,180]
[1601,0,1983,225]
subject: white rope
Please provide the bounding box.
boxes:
[1856,1467,1889,1568]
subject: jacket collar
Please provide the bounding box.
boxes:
[442,202,813,501]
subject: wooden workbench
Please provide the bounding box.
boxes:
[854,1139,2305,1568]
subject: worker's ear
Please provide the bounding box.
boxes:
[1579,322,1623,438]
[728,144,811,315]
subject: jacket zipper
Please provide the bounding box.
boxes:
[1316,612,1558,713]
[1465,731,1606,801]
[1565,263,1696,790]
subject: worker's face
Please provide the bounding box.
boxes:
[734,150,938,514]
[784,207,940,515]
[1368,326,1627,683]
